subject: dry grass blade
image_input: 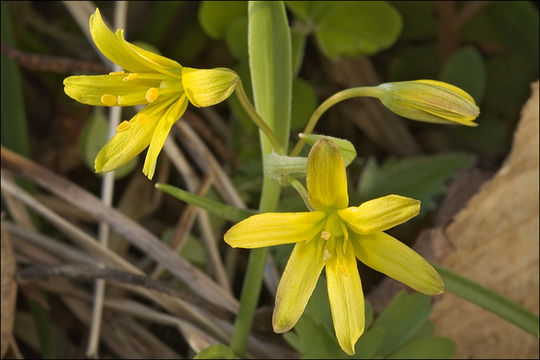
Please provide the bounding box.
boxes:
[1,218,18,358]
[0,173,233,344]
[1,147,238,313]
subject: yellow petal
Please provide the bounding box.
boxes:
[90,8,153,73]
[224,211,326,248]
[142,95,189,179]
[94,98,176,173]
[272,240,325,333]
[306,139,349,210]
[182,67,239,107]
[326,240,364,355]
[338,195,420,234]
[63,74,159,106]
[352,232,443,295]
[95,114,156,174]
[116,29,182,78]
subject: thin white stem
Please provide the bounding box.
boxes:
[86,2,127,357]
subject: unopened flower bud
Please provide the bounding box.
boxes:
[375,80,480,126]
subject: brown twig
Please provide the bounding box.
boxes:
[437,1,491,67]
[17,264,234,322]
[1,40,108,74]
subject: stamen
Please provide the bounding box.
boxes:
[321,231,331,240]
[136,113,150,126]
[123,73,138,81]
[100,94,117,106]
[116,120,131,132]
[323,248,332,261]
[339,264,349,276]
[109,71,125,76]
[146,87,160,103]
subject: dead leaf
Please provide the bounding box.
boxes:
[1,219,18,358]
[430,81,540,358]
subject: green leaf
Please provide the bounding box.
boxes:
[439,46,486,104]
[198,1,247,39]
[388,336,456,359]
[433,263,540,338]
[291,28,307,77]
[371,291,432,357]
[356,153,475,212]
[353,327,385,359]
[291,78,317,131]
[299,133,357,166]
[78,109,137,179]
[390,1,437,42]
[194,344,237,359]
[407,319,435,342]
[1,1,29,157]
[162,229,206,268]
[248,1,292,154]
[388,44,438,81]
[285,1,331,24]
[225,16,248,61]
[314,1,402,58]
[155,183,257,222]
[284,312,345,359]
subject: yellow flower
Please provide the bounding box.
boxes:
[375,79,480,126]
[224,139,443,355]
[63,8,238,179]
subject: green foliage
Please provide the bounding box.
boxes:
[78,109,137,179]
[291,78,317,130]
[390,1,437,41]
[199,1,247,39]
[387,336,456,359]
[287,1,402,59]
[434,264,540,337]
[284,287,456,359]
[356,153,475,212]
[388,44,438,81]
[194,344,237,359]
[440,46,486,104]
[155,183,257,222]
[162,229,206,268]
[371,291,432,357]
[1,1,30,157]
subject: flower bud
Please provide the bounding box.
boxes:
[181,67,239,107]
[375,80,480,126]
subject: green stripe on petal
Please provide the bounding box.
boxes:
[90,8,152,73]
[272,239,325,332]
[338,195,420,234]
[143,95,188,179]
[352,231,443,295]
[224,211,326,248]
[307,139,349,211]
[63,74,159,106]
[326,240,364,355]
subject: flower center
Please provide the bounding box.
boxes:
[319,212,349,261]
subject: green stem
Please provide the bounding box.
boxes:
[235,80,284,155]
[433,263,540,337]
[290,86,384,156]
[229,178,281,356]
[288,176,313,211]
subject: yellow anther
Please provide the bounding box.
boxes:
[100,94,117,106]
[136,113,150,126]
[109,71,125,76]
[321,231,331,240]
[123,73,138,81]
[116,120,131,132]
[146,87,159,103]
[339,264,349,276]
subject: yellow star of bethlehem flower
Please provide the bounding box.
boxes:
[224,139,444,355]
[63,9,238,179]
